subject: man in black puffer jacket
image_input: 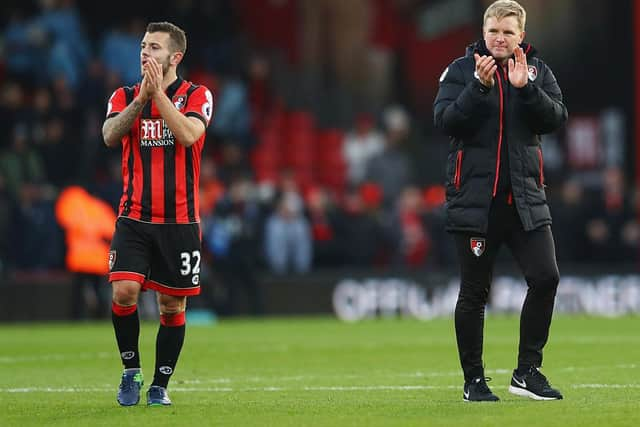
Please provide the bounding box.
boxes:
[433,0,567,402]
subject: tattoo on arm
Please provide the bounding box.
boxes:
[103,98,146,146]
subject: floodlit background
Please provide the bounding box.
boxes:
[0,0,637,320]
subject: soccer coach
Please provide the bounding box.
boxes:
[433,0,567,402]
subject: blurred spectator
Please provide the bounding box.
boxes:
[51,76,80,127]
[35,0,90,88]
[199,157,226,221]
[38,115,75,187]
[216,142,255,186]
[55,185,116,319]
[5,0,90,88]
[306,186,344,268]
[584,167,639,263]
[0,125,46,199]
[210,75,253,148]
[78,58,109,108]
[204,175,264,315]
[263,171,312,274]
[12,183,64,269]
[549,179,589,263]
[93,154,125,213]
[247,52,277,132]
[2,10,48,83]
[365,105,413,210]
[29,86,53,142]
[393,186,430,268]
[342,112,384,186]
[0,82,30,149]
[339,183,388,267]
[421,184,454,269]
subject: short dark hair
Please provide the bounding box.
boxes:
[146,21,187,54]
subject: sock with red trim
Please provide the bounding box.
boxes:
[111,302,141,369]
[152,311,186,388]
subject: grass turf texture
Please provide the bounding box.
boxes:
[1,316,638,426]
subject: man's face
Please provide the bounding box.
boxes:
[140,31,173,76]
[483,16,524,62]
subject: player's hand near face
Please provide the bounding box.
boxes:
[145,57,163,97]
[137,70,152,103]
[508,46,528,88]
[474,53,497,88]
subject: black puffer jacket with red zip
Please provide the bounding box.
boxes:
[433,39,567,234]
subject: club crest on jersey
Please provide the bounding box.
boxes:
[470,238,485,257]
[528,65,538,81]
[172,94,186,110]
[108,250,116,270]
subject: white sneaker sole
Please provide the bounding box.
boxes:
[508,385,561,401]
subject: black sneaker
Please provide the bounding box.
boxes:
[508,366,563,400]
[463,377,500,402]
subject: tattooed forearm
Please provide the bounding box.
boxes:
[102,98,147,147]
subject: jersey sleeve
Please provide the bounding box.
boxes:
[106,87,128,118]
[185,86,214,129]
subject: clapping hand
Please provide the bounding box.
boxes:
[474,53,497,88]
[508,46,528,88]
[142,57,163,98]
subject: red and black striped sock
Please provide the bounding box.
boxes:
[152,311,186,388]
[111,302,141,369]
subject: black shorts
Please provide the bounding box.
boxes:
[108,217,202,296]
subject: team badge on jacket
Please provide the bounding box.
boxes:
[470,238,485,257]
[172,94,186,110]
[527,65,538,81]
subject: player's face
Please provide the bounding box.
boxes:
[483,16,524,62]
[140,32,173,76]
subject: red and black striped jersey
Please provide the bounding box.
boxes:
[106,78,214,224]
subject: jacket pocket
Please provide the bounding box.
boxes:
[454,149,463,190]
[537,147,544,188]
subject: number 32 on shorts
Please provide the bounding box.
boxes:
[180,250,201,285]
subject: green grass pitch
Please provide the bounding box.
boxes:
[1,315,638,426]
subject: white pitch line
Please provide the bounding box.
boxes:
[571,384,640,389]
[0,352,112,364]
[2,384,639,393]
[178,365,637,385]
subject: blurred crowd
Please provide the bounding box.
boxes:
[0,0,638,309]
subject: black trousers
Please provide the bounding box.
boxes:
[453,194,560,382]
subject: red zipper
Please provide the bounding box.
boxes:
[454,149,463,190]
[537,147,545,187]
[492,69,506,197]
